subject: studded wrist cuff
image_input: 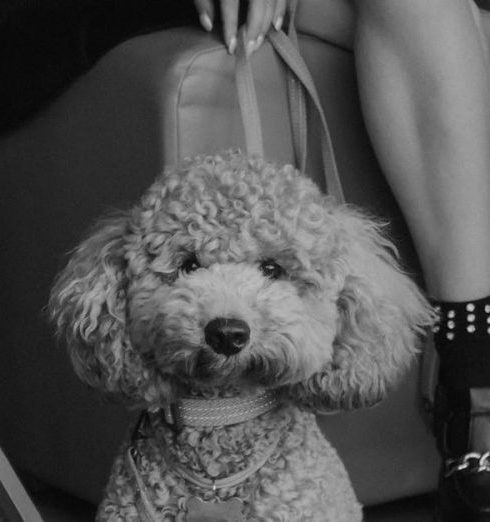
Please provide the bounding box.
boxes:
[432,296,490,342]
[432,296,490,390]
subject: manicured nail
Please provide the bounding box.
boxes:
[274,16,283,31]
[228,36,237,55]
[246,39,256,58]
[199,13,213,32]
[255,34,264,51]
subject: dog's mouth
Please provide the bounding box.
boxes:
[151,333,309,388]
[190,348,224,380]
[184,349,297,388]
[167,347,286,388]
[165,346,243,384]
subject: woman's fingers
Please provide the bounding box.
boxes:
[220,0,240,54]
[272,0,287,31]
[194,0,289,55]
[258,0,276,46]
[246,0,274,53]
[194,0,215,32]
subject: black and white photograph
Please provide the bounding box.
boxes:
[2,1,490,520]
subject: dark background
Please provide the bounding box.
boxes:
[0,0,198,133]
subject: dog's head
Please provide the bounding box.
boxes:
[50,152,433,410]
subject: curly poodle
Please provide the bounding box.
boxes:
[50,151,433,521]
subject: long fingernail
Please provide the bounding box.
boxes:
[228,36,237,55]
[274,16,283,31]
[255,34,264,51]
[246,39,256,58]
[199,13,213,32]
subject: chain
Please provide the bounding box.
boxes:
[445,451,490,478]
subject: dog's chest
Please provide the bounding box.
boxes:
[103,406,364,521]
[128,407,293,517]
[121,407,362,521]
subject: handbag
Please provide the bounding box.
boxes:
[234,9,440,505]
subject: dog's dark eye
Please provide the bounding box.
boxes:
[260,259,284,279]
[181,255,200,273]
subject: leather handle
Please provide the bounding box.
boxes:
[235,29,264,158]
[285,0,308,173]
[234,9,345,203]
[267,29,345,203]
[234,0,306,168]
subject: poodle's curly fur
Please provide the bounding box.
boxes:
[50,151,433,521]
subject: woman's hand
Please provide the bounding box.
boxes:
[193,0,287,55]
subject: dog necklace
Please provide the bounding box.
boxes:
[127,430,282,521]
[127,391,283,521]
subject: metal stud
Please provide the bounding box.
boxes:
[448,310,456,319]
[447,332,455,340]
[486,305,490,313]
[447,321,455,329]
[433,325,440,333]
[467,324,476,333]
[467,314,476,323]
[466,303,475,312]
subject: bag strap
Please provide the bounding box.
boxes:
[267,29,345,203]
[234,22,345,203]
[234,0,303,160]
[285,0,308,174]
[234,30,264,158]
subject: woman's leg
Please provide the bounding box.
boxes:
[353,1,490,519]
[353,0,490,302]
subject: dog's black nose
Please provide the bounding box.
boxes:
[204,318,250,356]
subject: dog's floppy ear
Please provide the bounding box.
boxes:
[50,213,141,396]
[292,207,434,411]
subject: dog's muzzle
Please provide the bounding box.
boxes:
[204,317,250,356]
